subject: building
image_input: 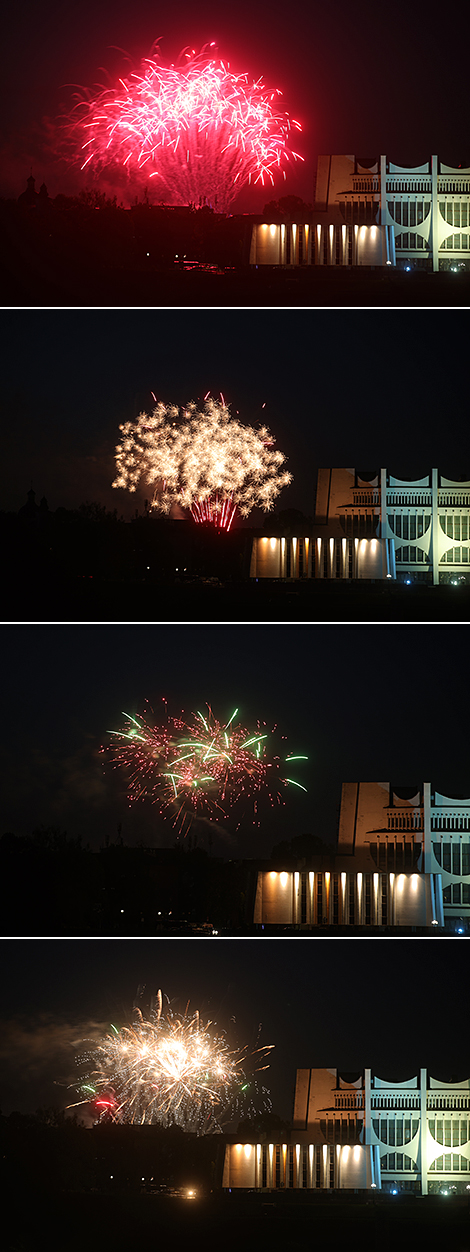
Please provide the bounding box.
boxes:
[223,1068,470,1194]
[253,783,470,932]
[249,468,470,584]
[249,156,470,270]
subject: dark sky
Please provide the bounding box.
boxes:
[2,309,468,520]
[2,938,469,1121]
[2,623,470,856]
[2,0,469,204]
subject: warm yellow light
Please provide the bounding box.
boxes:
[280,872,288,888]
[270,537,276,550]
[270,224,276,237]
[354,1145,361,1161]
[270,871,277,880]
[244,1144,252,1158]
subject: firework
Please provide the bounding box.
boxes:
[70,989,273,1131]
[64,43,302,210]
[112,396,292,529]
[103,701,308,832]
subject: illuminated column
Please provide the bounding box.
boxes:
[329,224,335,265]
[431,156,439,272]
[389,873,395,925]
[292,224,297,266]
[317,224,322,264]
[305,224,311,265]
[341,871,347,922]
[280,536,286,578]
[420,1068,428,1194]
[380,468,387,538]
[309,871,314,923]
[356,873,363,924]
[316,537,323,577]
[364,1069,372,1152]
[373,873,379,925]
[423,782,432,873]
[380,155,387,227]
[432,468,439,585]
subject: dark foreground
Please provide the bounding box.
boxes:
[10,574,470,622]
[7,1190,470,1252]
[3,260,470,308]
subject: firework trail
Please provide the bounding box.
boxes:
[70,989,273,1132]
[63,43,303,210]
[103,701,308,833]
[112,396,292,529]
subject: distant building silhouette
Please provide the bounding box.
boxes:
[17,174,50,210]
[18,174,39,208]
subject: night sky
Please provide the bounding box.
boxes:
[2,0,469,204]
[2,623,470,857]
[2,310,469,520]
[2,938,469,1121]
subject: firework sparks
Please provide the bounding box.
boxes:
[103,701,308,832]
[64,43,302,210]
[70,990,273,1131]
[112,396,292,529]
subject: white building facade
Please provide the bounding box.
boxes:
[223,1068,470,1195]
[249,156,470,271]
[254,783,470,932]
[249,469,470,584]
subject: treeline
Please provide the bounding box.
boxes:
[0,830,255,935]
[2,505,253,587]
[1,1108,224,1195]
